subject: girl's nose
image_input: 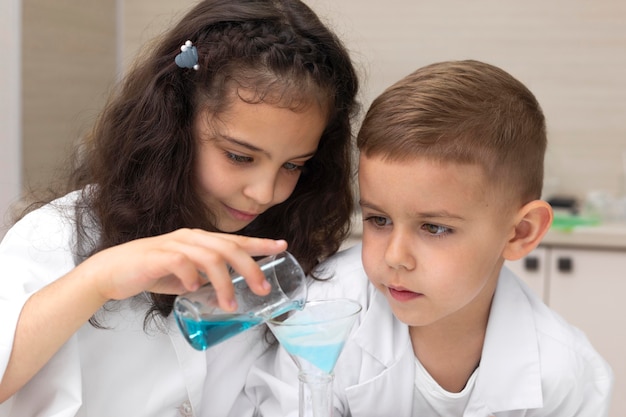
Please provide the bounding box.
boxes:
[243,172,277,205]
[384,229,416,271]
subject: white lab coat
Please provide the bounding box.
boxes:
[0,191,270,417]
[245,244,614,417]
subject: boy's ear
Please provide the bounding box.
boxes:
[502,200,553,261]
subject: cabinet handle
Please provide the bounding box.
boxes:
[524,256,539,272]
[557,257,573,273]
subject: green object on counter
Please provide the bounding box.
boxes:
[551,213,601,232]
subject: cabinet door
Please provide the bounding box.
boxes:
[548,248,626,417]
[504,247,548,302]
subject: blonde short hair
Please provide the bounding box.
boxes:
[357,60,546,206]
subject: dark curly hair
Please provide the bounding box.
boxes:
[63,0,360,322]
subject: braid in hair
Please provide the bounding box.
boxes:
[187,18,336,114]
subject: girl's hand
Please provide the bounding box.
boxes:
[81,229,287,311]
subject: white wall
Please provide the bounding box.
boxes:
[21,1,117,192]
[0,0,22,238]
[305,0,626,202]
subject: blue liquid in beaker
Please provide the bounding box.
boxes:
[177,314,264,350]
[176,300,305,351]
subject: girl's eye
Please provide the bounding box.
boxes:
[283,162,304,172]
[423,223,450,237]
[365,215,391,228]
[226,152,252,164]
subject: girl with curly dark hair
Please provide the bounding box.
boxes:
[0,1,359,415]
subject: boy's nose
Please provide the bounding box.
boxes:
[384,229,416,271]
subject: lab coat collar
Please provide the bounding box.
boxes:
[352,288,412,367]
[347,289,415,415]
[470,267,543,413]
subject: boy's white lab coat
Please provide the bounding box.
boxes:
[245,244,614,417]
[0,191,267,417]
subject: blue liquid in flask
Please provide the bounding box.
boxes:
[281,341,345,373]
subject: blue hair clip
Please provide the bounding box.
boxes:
[175,40,199,70]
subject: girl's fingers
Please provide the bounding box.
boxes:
[91,229,288,303]
[178,231,286,296]
[157,250,206,292]
[159,237,267,299]
[199,238,273,295]
[184,229,287,257]
[198,259,237,311]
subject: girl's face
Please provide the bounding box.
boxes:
[358,154,516,331]
[194,95,326,232]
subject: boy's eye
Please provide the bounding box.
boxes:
[365,215,391,227]
[423,223,450,236]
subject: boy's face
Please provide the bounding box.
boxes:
[358,154,517,329]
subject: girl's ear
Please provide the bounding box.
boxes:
[503,200,553,261]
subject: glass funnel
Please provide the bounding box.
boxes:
[267,299,362,417]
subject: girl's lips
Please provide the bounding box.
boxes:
[388,286,422,302]
[225,205,259,222]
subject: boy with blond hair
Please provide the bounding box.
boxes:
[245,60,613,416]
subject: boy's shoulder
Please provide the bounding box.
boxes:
[526,281,612,384]
[502,267,601,358]
[493,268,613,395]
[473,269,613,412]
[317,243,364,275]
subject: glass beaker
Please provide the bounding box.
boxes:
[174,251,307,350]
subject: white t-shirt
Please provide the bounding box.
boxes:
[414,358,478,416]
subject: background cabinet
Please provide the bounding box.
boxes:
[505,247,549,301]
[506,246,626,417]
